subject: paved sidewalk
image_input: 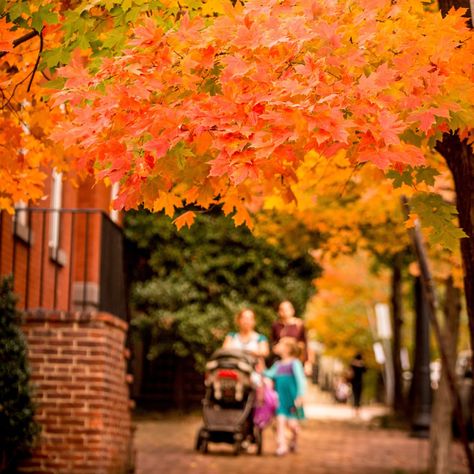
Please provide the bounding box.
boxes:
[134,385,468,474]
[304,384,388,422]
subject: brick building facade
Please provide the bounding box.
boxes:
[0,173,133,473]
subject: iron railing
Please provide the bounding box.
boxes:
[1,208,127,320]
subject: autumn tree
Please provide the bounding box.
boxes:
[2,1,472,290]
[44,0,473,330]
[0,0,180,211]
[1,0,473,467]
[306,251,390,363]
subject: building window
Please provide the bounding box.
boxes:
[15,200,28,227]
[49,170,62,250]
[49,170,66,265]
[13,200,32,244]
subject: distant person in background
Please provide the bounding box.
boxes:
[271,300,311,373]
[349,353,367,416]
[333,375,350,404]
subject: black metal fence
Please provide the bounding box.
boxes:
[3,208,127,320]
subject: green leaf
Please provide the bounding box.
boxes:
[62,11,81,40]
[410,192,467,252]
[414,166,440,186]
[42,47,63,69]
[429,222,467,252]
[110,6,124,16]
[169,141,194,167]
[7,1,29,21]
[400,129,423,147]
[386,168,413,188]
[43,77,66,90]
[60,49,71,65]
[77,34,90,50]
[125,7,141,22]
[102,28,125,49]
[31,5,59,31]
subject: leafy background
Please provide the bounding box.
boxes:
[125,209,321,368]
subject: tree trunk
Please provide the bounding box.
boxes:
[435,0,474,467]
[391,253,405,414]
[436,134,474,363]
[402,195,474,471]
[436,134,474,439]
[429,276,461,474]
[437,0,472,24]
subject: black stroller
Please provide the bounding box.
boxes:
[195,348,263,455]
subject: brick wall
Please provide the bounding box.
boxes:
[19,311,133,474]
[0,178,117,313]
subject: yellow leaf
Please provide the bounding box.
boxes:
[153,192,182,217]
[184,186,200,204]
[233,203,253,228]
[194,131,213,155]
[173,211,196,230]
[405,213,418,229]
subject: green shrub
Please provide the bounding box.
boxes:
[0,276,40,472]
[125,210,321,369]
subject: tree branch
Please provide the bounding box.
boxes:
[27,30,43,92]
[0,30,39,59]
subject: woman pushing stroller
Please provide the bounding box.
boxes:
[223,308,269,359]
[195,308,270,455]
[223,308,269,387]
[224,306,307,456]
[196,305,306,456]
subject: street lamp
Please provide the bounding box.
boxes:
[375,303,395,406]
[410,276,431,438]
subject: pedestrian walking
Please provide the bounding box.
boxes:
[264,337,306,456]
[222,307,269,389]
[270,300,310,372]
[348,352,366,417]
[223,308,269,359]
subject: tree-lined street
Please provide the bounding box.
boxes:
[1,1,473,473]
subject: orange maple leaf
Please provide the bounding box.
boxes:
[173,210,196,230]
[233,202,253,228]
[153,192,182,217]
[0,18,17,53]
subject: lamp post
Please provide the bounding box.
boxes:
[410,276,431,438]
[375,303,394,406]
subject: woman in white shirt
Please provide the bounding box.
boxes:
[223,308,269,358]
[222,308,269,385]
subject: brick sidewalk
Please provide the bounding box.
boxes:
[134,414,468,474]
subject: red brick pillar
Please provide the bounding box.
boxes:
[19,311,133,474]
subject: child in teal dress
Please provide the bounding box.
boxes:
[264,336,306,456]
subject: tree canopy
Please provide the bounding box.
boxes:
[48,0,473,231]
[1,0,472,239]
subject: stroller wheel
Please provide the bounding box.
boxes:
[195,428,209,454]
[199,438,209,454]
[254,427,263,456]
[233,440,242,456]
